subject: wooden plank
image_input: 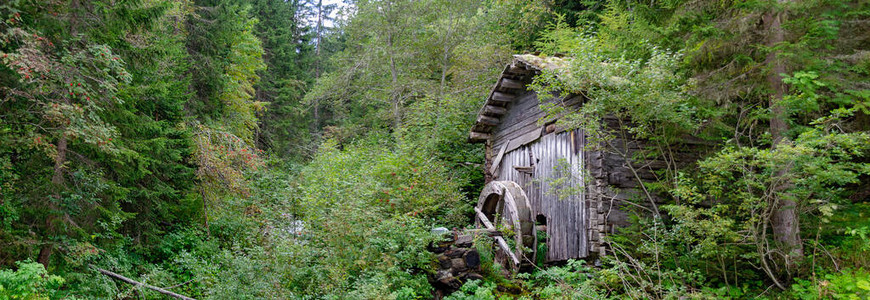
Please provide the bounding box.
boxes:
[491,92,515,103]
[469,131,491,142]
[492,94,583,148]
[499,93,540,122]
[477,115,500,126]
[500,116,545,140]
[514,165,535,174]
[471,64,511,138]
[483,105,508,116]
[463,228,503,236]
[472,123,493,133]
[500,78,524,89]
[489,141,509,175]
[506,127,542,153]
[494,121,542,150]
[475,208,521,266]
[519,131,588,261]
[492,92,555,145]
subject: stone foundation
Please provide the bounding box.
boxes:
[429,232,485,298]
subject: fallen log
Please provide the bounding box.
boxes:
[92,266,196,300]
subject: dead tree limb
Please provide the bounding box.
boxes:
[92,266,197,300]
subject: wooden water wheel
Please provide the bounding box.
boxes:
[475,180,536,273]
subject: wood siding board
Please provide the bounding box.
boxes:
[478,115,500,126]
[498,98,544,128]
[508,130,590,261]
[494,109,548,140]
[470,132,492,141]
[495,92,538,127]
[505,128,542,153]
[494,120,543,150]
[492,95,583,147]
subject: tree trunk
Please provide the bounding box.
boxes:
[387,31,402,128]
[311,0,323,135]
[199,186,210,237]
[439,11,455,95]
[38,0,82,267]
[764,6,803,267]
[38,133,67,267]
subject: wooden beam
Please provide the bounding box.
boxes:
[469,131,491,142]
[513,165,535,174]
[475,208,521,266]
[505,127,543,153]
[500,78,524,89]
[464,228,503,236]
[483,105,507,116]
[489,141,508,175]
[477,115,500,126]
[491,92,515,103]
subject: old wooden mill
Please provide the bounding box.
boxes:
[466,54,704,272]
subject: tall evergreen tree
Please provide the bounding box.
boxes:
[251,0,316,158]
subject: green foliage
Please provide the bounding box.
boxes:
[0,261,66,300]
[518,260,604,299]
[398,93,485,198]
[251,0,315,159]
[443,280,497,300]
[102,0,198,250]
[477,0,554,51]
[514,0,870,298]
[218,10,266,144]
[1,0,868,298]
[530,23,705,144]
[791,269,870,300]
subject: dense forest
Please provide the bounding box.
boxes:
[1,0,869,299]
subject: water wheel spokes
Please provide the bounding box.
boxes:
[475,180,536,273]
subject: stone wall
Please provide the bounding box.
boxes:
[585,118,714,257]
[428,232,484,298]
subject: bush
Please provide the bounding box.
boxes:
[791,269,870,299]
[0,260,66,300]
[273,136,472,297]
[444,280,498,300]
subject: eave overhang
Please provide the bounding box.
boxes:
[468,54,569,143]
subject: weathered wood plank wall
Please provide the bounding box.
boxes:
[491,92,582,152]
[486,90,590,261]
[496,130,587,261]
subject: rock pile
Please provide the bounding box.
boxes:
[429,232,485,297]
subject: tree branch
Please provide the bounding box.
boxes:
[92,266,197,300]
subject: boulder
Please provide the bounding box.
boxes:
[464,249,480,269]
[436,270,462,289]
[444,248,465,258]
[463,272,484,281]
[455,234,473,247]
[438,255,452,269]
[451,258,467,272]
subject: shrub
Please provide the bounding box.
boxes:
[791,269,870,299]
[0,261,66,300]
